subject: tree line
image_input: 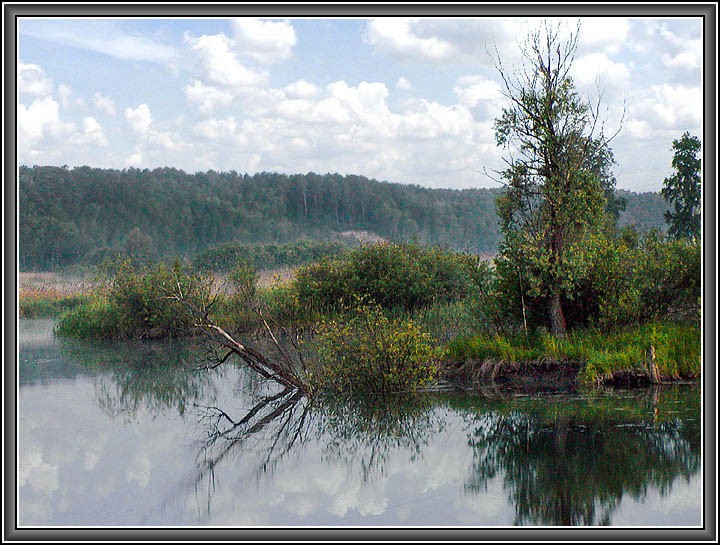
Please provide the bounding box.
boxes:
[19,165,669,271]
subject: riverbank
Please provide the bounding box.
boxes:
[20,250,701,391]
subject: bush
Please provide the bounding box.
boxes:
[292,242,480,315]
[310,302,440,394]
[56,259,214,339]
[487,228,701,333]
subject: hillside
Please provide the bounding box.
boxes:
[18,166,668,270]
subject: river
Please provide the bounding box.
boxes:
[17,319,703,527]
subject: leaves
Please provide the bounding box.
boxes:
[662,132,701,240]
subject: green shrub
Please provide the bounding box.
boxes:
[310,302,440,394]
[291,242,480,315]
[55,259,214,339]
[55,298,123,338]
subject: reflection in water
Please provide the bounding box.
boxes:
[60,337,218,418]
[459,388,701,525]
[314,394,447,484]
[19,322,701,526]
[190,385,700,526]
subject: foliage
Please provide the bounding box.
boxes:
[493,22,620,336]
[291,242,480,315]
[193,240,347,272]
[310,301,440,394]
[56,259,214,339]
[589,229,700,328]
[483,223,700,335]
[662,132,702,240]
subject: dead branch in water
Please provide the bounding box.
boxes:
[161,273,310,394]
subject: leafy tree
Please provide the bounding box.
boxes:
[492,22,620,336]
[662,132,701,240]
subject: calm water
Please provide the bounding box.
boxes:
[18,319,702,527]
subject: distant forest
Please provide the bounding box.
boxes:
[18,165,669,270]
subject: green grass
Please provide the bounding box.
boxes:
[445,322,700,384]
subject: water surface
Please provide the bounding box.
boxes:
[18,319,702,526]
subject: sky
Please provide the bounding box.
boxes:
[16,15,704,192]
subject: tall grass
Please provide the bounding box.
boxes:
[19,288,91,318]
[445,322,700,384]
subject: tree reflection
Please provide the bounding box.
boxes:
[313,393,447,484]
[59,337,217,418]
[461,386,701,525]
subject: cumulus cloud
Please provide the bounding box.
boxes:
[93,92,116,116]
[365,19,457,63]
[193,116,240,141]
[125,103,153,137]
[283,79,321,99]
[578,17,630,54]
[18,96,109,165]
[230,18,297,63]
[124,103,187,165]
[77,116,109,147]
[19,96,62,140]
[57,84,73,109]
[454,75,503,121]
[627,83,702,136]
[573,53,631,86]
[185,32,269,89]
[19,62,53,97]
[184,80,234,115]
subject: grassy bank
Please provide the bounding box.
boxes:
[36,240,701,391]
[443,322,700,385]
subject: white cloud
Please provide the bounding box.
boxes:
[327,81,391,117]
[454,75,502,109]
[19,96,61,139]
[578,18,630,54]
[57,84,73,109]
[125,103,152,136]
[365,19,457,63]
[663,51,700,70]
[185,32,268,89]
[124,103,186,160]
[184,80,234,115]
[396,77,414,91]
[283,79,321,99]
[628,83,702,135]
[230,18,297,63]
[573,53,631,86]
[93,92,116,116]
[77,116,108,147]
[18,96,108,164]
[193,116,240,140]
[126,146,144,167]
[19,62,53,97]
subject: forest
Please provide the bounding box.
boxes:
[18,165,669,271]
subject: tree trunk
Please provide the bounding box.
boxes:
[549,289,567,337]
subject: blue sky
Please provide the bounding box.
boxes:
[17,16,704,191]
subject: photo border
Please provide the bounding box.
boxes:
[4,2,716,542]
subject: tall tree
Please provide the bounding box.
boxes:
[492,22,620,337]
[662,132,701,240]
